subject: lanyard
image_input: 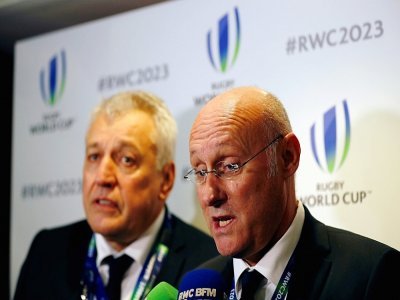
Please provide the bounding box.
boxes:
[80,210,172,300]
[229,252,295,300]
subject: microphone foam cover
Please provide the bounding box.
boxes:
[146,281,178,300]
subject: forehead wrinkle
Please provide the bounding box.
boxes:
[223,100,265,149]
[189,115,231,155]
[189,88,268,157]
[190,107,254,160]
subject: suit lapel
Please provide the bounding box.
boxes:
[156,246,186,286]
[154,214,186,286]
[288,206,332,299]
[289,250,331,299]
[65,221,93,299]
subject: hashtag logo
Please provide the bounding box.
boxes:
[286,38,296,55]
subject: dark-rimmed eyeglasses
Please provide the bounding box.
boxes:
[184,134,283,184]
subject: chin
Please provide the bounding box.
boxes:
[89,218,118,235]
[215,241,241,258]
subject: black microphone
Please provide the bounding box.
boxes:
[177,269,227,300]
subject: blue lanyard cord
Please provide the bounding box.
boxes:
[80,210,173,300]
[131,243,169,300]
[229,252,296,300]
[80,237,108,300]
[270,253,295,300]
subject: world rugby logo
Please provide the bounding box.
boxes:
[207,7,241,73]
[310,100,351,173]
[40,50,66,106]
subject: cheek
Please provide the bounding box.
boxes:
[196,188,206,209]
[228,179,255,198]
[134,174,153,190]
[120,174,160,205]
[82,174,93,199]
[83,166,96,182]
[233,179,270,215]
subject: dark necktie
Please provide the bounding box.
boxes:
[240,269,265,300]
[103,254,134,300]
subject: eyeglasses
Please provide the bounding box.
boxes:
[184,134,283,184]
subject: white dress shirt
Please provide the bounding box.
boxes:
[95,207,165,300]
[233,201,305,300]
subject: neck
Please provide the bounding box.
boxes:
[244,186,298,266]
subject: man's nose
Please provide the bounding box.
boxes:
[95,156,116,187]
[199,173,226,208]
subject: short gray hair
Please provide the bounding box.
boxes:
[259,91,292,140]
[262,91,292,177]
[89,91,177,169]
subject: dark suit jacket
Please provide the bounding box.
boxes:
[199,206,400,300]
[14,213,218,300]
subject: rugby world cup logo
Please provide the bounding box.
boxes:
[40,50,66,106]
[310,100,351,173]
[207,7,241,73]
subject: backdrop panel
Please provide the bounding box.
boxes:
[11,0,400,295]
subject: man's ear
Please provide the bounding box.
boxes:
[281,133,301,178]
[159,161,175,202]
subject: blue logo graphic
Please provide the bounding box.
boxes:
[310,100,351,173]
[207,7,241,73]
[40,50,66,106]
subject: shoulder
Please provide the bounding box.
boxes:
[156,213,219,284]
[34,219,90,239]
[21,219,92,278]
[198,255,232,271]
[28,220,91,253]
[299,206,400,298]
[168,213,219,258]
[325,224,399,259]
[196,256,233,287]
[301,205,399,267]
[15,220,90,299]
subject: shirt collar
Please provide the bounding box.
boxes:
[95,206,166,267]
[233,201,304,287]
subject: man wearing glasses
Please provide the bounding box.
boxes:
[185,86,400,299]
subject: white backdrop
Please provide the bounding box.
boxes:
[11,0,400,295]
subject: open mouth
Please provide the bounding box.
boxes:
[213,216,234,228]
[95,198,117,207]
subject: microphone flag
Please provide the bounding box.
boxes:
[177,269,227,300]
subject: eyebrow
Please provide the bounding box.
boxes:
[85,140,139,151]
